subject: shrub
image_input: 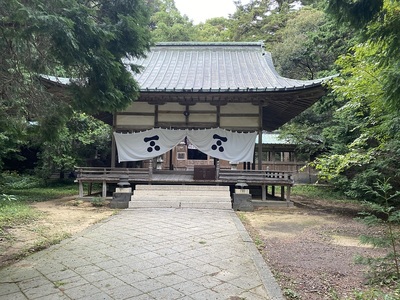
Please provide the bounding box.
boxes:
[90,197,106,207]
[356,178,400,285]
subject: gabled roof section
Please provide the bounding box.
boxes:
[126,42,328,92]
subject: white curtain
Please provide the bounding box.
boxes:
[114,128,257,163]
[114,129,186,161]
[186,128,257,163]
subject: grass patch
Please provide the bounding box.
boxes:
[292,184,351,202]
[0,202,41,238]
[5,182,77,202]
[0,203,40,226]
[0,174,78,240]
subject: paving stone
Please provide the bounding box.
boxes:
[0,282,20,296]
[45,269,79,282]
[80,270,115,282]
[62,283,103,299]
[211,282,244,298]
[0,208,283,300]
[57,275,89,289]
[172,280,206,295]
[154,273,186,286]
[106,284,143,299]
[117,270,150,284]
[141,266,172,278]
[193,275,223,289]
[190,288,222,300]
[0,292,28,300]
[131,278,166,294]
[174,268,205,280]
[20,282,58,299]
[149,286,185,299]
[125,294,155,300]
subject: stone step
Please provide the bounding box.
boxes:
[130,185,232,210]
[128,201,232,209]
[132,190,230,197]
[134,185,229,191]
[131,195,231,202]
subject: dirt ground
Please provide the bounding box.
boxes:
[0,197,115,268]
[240,196,389,299]
[0,195,390,299]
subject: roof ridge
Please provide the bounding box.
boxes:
[155,42,264,47]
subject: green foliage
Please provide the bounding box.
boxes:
[2,173,77,202]
[0,194,18,206]
[34,113,111,179]
[229,0,295,42]
[150,0,197,42]
[351,287,400,300]
[292,184,349,201]
[327,0,384,28]
[90,197,107,207]
[327,0,400,110]
[1,171,42,190]
[355,179,400,285]
[0,0,151,173]
[269,7,354,79]
[195,18,232,42]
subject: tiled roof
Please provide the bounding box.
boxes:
[126,42,328,92]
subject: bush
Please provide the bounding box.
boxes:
[90,197,106,207]
[0,194,18,206]
[1,172,42,190]
[356,179,400,285]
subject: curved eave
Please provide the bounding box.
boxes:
[139,81,325,93]
[262,85,327,131]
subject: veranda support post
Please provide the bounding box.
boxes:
[102,180,107,198]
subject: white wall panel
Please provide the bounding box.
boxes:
[116,115,154,127]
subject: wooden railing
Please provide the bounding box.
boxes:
[218,169,293,185]
[74,167,294,198]
[75,167,150,182]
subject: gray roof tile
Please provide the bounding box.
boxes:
[126,42,326,92]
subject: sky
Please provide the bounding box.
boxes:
[174,0,251,24]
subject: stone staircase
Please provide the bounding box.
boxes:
[129,185,232,209]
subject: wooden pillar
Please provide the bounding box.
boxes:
[148,159,153,182]
[102,180,107,198]
[286,186,291,205]
[78,181,84,198]
[216,159,220,179]
[258,103,263,171]
[111,114,117,168]
[261,184,266,201]
[216,105,220,127]
[272,185,275,197]
[281,186,285,200]
[169,149,173,170]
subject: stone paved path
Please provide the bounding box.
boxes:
[0,209,283,300]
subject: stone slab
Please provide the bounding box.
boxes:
[0,209,284,299]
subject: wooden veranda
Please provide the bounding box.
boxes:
[75,166,293,204]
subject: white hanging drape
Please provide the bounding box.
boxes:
[113,128,257,163]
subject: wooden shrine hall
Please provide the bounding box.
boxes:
[42,42,330,205]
